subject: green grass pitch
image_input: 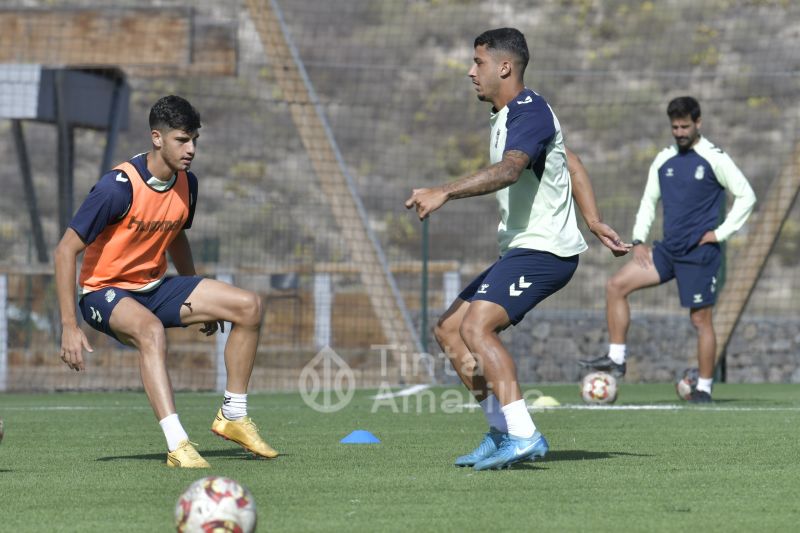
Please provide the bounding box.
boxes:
[1,384,799,532]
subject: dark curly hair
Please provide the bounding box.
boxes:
[667,96,701,121]
[474,28,530,78]
[149,95,201,132]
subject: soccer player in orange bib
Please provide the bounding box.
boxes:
[55,95,278,468]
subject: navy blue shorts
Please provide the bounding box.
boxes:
[79,276,203,341]
[459,248,578,325]
[652,242,721,308]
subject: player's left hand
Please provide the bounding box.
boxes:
[589,221,632,257]
[199,320,225,336]
[698,230,718,246]
[405,187,449,220]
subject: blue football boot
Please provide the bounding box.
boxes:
[473,431,549,471]
[454,427,505,467]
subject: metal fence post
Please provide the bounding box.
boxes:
[442,271,461,311]
[0,274,7,392]
[314,273,332,349]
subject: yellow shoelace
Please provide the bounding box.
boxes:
[181,441,203,459]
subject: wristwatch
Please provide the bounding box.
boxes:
[631,239,644,247]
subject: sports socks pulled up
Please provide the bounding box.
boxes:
[501,398,536,439]
[608,344,627,364]
[222,390,248,420]
[480,394,507,432]
[696,377,713,394]
[159,413,189,452]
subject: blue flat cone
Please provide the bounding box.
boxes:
[340,430,380,444]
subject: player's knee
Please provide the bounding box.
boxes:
[237,291,263,328]
[432,322,446,346]
[132,319,167,353]
[458,318,487,347]
[606,275,627,297]
[690,309,713,330]
[433,318,456,346]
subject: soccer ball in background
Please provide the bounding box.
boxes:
[581,371,618,404]
[175,476,257,533]
[675,367,699,400]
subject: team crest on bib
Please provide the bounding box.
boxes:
[694,165,705,180]
[105,289,116,303]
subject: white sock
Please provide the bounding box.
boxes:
[480,395,507,432]
[608,344,626,364]
[501,399,536,438]
[159,413,189,452]
[696,377,713,394]
[222,390,248,420]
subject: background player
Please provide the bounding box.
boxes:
[580,96,756,402]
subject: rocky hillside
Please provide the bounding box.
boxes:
[1,0,798,314]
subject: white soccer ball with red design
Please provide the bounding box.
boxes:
[675,367,699,400]
[175,476,257,533]
[581,371,618,404]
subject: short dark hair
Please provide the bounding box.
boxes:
[474,28,530,77]
[667,96,701,121]
[149,95,201,132]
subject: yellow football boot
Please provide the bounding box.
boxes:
[166,440,211,468]
[211,409,279,459]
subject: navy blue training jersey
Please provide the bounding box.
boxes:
[632,136,755,256]
[70,153,198,245]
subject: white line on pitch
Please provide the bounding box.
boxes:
[545,404,800,411]
[2,405,152,411]
[459,403,800,412]
[370,384,432,400]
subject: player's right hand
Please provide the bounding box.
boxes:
[199,320,225,336]
[405,187,448,220]
[60,325,93,372]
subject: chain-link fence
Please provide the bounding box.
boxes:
[1,0,798,391]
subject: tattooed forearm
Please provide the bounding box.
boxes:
[442,150,529,200]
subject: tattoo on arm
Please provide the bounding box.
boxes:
[443,150,529,200]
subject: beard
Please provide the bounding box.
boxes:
[675,136,695,152]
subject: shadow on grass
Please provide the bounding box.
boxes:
[502,462,547,471]
[628,398,742,406]
[544,450,650,462]
[97,448,279,462]
[468,450,648,471]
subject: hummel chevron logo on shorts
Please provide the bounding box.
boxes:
[509,276,532,296]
